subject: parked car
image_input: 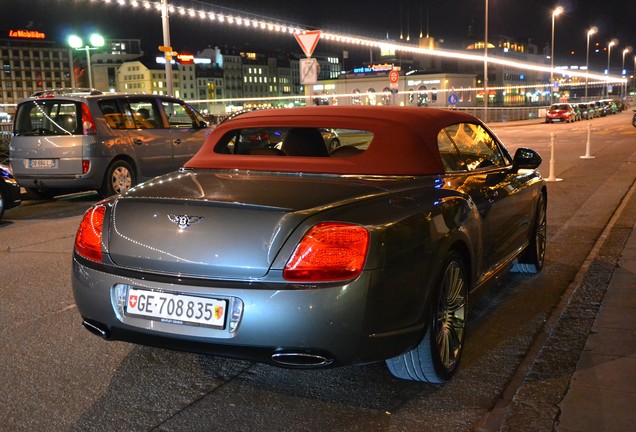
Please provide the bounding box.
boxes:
[593,101,607,116]
[72,106,547,383]
[599,99,617,115]
[320,128,341,151]
[586,103,599,119]
[9,89,211,198]
[545,103,576,123]
[0,164,21,221]
[576,104,590,120]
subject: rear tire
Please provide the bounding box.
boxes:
[99,160,135,198]
[386,251,468,383]
[512,192,547,274]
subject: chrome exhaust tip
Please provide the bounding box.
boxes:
[271,352,334,368]
[82,320,110,339]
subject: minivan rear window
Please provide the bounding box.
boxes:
[14,100,81,136]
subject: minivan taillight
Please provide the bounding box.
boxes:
[283,222,369,282]
[81,103,96,135]
[75,205,105,261]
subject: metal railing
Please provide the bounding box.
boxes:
[0,122,11,164]
[453,106,547,123]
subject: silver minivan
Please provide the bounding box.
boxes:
[10,90,211,198]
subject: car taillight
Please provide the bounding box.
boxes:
[81,103,96,135]
[82,160,90,174]
[283,222,369,282]
[75,205,106,261]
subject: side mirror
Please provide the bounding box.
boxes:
[512,148,542,171]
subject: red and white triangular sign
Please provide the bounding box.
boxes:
[294,30,321,58]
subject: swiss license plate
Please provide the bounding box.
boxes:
[29,159,56,168]
[126,288,227,329]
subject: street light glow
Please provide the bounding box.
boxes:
[89,33,105,47]
[68,32,105,89]
[67,34,83,49]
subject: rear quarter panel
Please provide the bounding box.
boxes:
[270,178,479,340]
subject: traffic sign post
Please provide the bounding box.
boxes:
[389,68,399,104]
[389,69,399,89]
[294,30,321,58]
[300,58,319,85]
[448,93,459,107]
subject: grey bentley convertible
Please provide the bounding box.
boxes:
[72,106,546,383]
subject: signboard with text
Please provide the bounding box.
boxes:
[9,29,46,39]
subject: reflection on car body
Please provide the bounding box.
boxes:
[72,106,547,383]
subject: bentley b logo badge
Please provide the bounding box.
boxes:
[168,214,204,229]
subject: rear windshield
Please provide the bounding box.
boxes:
[213,127,374,157]
[14,100,81,136]
[549,104,570,111]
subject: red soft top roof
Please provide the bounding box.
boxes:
[185,106,481,176]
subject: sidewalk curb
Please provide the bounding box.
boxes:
[475,174,636,431]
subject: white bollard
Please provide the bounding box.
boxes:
[546,132,563,182]
[580,122,595,159]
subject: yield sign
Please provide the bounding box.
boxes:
[294,30,322,58]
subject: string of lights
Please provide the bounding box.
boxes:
[187,80,613,107]
[84,0,626,86]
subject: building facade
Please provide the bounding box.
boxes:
[1,31,73,111]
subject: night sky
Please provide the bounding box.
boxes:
[3,0,635,71]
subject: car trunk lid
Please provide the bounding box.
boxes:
[106,170,397,279]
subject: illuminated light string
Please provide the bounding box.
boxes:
[186,80,613,107]
[84,0,626,85]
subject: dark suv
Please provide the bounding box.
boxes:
[10,90,211,198]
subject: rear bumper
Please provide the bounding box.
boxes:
[11,157,108,191]
[72,257,426,367]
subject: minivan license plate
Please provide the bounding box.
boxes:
[29,159,56,168]
[126,288,226,329]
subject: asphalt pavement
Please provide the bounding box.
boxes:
[478,115,636,431]
[1,112,634,431]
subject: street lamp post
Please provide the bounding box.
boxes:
[483,0,488,122]
[161,0,174,97]
[622,47,633,99]
[550,7,564,103]
[585,27,597,101]
[68,34,105,90]
[606,39,617,98]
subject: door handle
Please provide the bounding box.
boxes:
[134,139,143,145]
[173,139,181,145]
